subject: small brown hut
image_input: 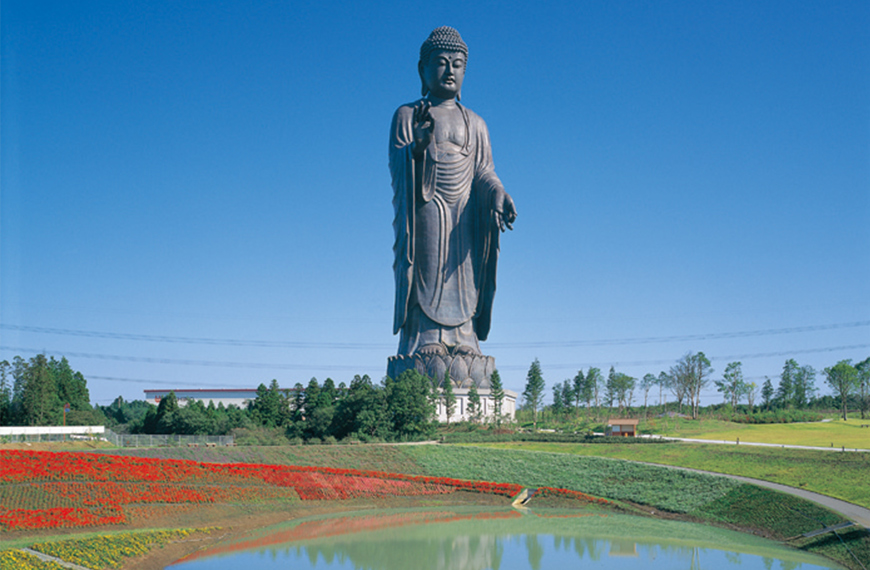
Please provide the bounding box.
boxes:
[606,418,639,437]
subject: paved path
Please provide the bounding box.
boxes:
[641,434,870,453]
[21,548,92,570]
[639,461,870,528]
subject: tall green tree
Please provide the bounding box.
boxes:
[551,381,566,418]
[489,370,505,426]
[522,359,545,429]
[640,373,656,413]
[575,369,594,419]
[50,357,91,413]
[792,364,816,409]
[0,360,11,426]
[561,382,574,416]
[856,357,870,420]
[442,371,456,424]
[824,360,859,421]
[302,378,335,440]
[467,383,481,423]
[670,352,712,420]
[18,354,62,425]
[745,381,759,412]
[656,371,670,409]
[604,367,618,413]
[776,359,798,408]
[571,370,585,417]
[384,369,435,438]
[585,367,603,419]
[249,380,290,428]
[715,361,746,408]
[605,367,635,415]
[334,374,389,440]
[761,377,774,410]
[142,391,179,434]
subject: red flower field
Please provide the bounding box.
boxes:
[0,450,605,531]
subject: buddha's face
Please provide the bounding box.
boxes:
[420,49,466,100]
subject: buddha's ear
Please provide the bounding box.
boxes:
[418,61,429,97]
[457,90,461,101]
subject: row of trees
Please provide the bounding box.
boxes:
[437,370,507,426]
[1,352,511,439]
[0,355,104,426]
[519,353,870,424]
[521,353,715,423]
[127,370,469,441]
[4,351,868,434]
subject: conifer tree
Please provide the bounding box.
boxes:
[467,383,481,423]
[761,378,774,410]
[442,371,456,424]
[571,369,585,417]
[522,359,545,430]
[489,370,505,426]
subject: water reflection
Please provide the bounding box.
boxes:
[168,507,842,569]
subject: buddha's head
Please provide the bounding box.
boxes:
[418,26,468,100]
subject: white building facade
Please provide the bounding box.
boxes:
[434,388,517,423]
[143,389,259,409]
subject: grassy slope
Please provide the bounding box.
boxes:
[398,445,870,568]
[646,417,870,448]
[401,445,740,513]
[96,445,422,473]
[470,442,870,508]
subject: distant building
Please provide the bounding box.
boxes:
[144,389,259,409]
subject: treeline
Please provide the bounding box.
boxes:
[518,353,870,425]
[105,371,439,443]
[0,355,104,426]
[4,350,869,437]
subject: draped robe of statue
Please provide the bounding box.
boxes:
[390,99,504,357]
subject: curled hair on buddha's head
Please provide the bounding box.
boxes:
[418,26,468,99]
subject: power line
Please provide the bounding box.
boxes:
[88,376,252,388]
[3,320,867,350]
[6,343,865,374]
[489,321,870,348]
[0,324,390,349]
[0,346,377,371]
[522,343,870,372]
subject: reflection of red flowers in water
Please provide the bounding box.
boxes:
[0,450,608,532]
[177,510,523,563]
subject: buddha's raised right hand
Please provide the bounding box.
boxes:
[412,100,433,159]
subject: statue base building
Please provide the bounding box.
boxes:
[387,352,516,421]
[387,351,494,389]
[433,387,517,423]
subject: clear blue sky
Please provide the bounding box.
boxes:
[2,0,868,406]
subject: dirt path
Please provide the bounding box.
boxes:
[641,461,870,528]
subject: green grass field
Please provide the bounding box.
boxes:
[469,442,870,508]
[646,417,870,449]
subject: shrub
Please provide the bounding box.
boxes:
[731,410,824,424]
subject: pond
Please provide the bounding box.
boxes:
[167,507,843,569]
